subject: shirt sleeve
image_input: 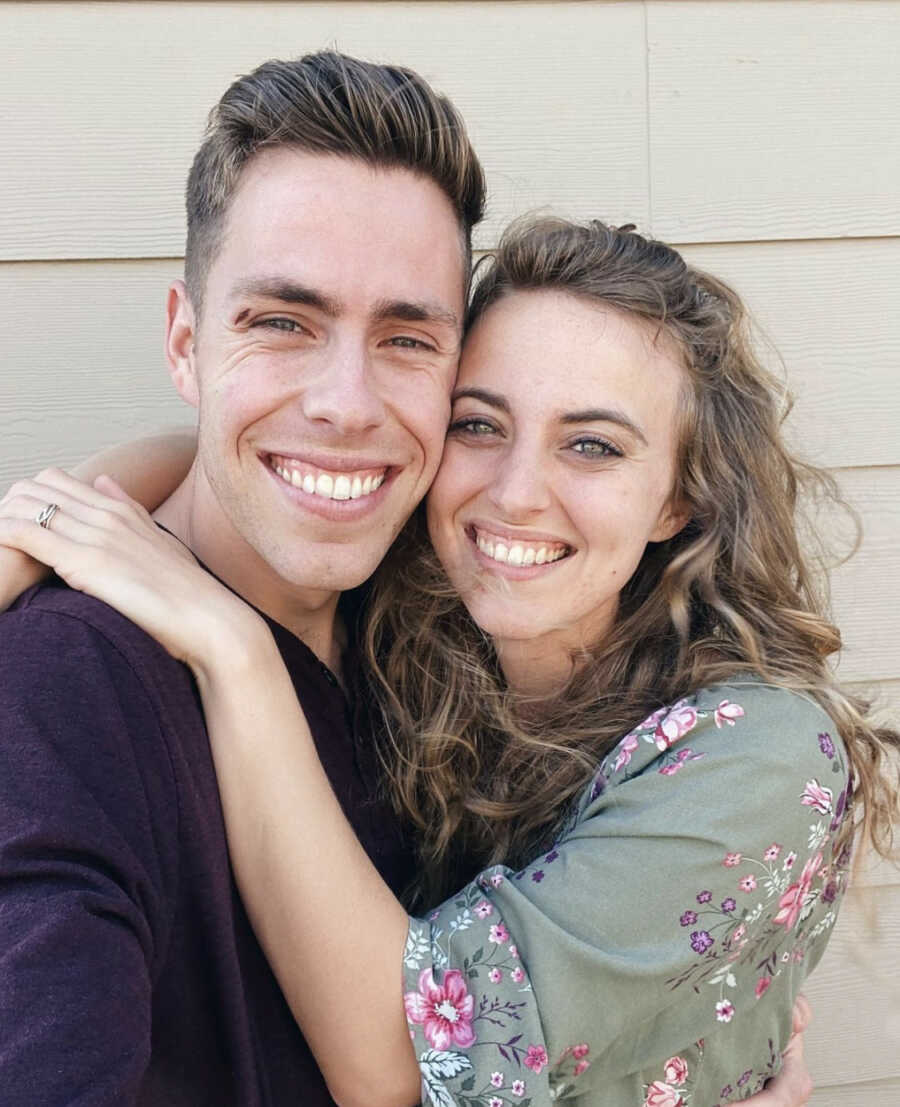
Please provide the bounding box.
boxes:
[401,683,851,1107]
[0,604,177,1106]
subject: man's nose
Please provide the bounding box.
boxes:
[487,443,552,519]
[301,341,386,434]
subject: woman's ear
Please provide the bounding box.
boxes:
[165,280,200,408]
[650,495,691,543]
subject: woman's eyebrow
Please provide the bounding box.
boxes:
[560,408,648,446]
[450,387,510,413]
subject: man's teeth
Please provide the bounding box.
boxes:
[475,533,568,566]
[271,462,385,501]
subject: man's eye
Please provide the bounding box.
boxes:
[571,437,622,458]
[256,318,306,333]
[387,335,433,350]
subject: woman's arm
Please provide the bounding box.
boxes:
[0,430,196,610]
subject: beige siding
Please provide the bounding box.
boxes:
[2,3,898,1103]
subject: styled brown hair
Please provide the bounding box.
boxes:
[184,50,486,310]
[365,216,900,903]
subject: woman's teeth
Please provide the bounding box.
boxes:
[475,532,569,566]
[271,461,385,501]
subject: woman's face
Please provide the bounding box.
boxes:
[426,289,689,665]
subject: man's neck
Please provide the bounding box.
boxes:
[154,467,343,673]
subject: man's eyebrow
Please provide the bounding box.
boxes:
[451,387,510,414]
[229,279,342,318]
[560,408,648,446]
[373,298,461,333]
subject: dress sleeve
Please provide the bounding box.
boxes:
[401,683,851,1107]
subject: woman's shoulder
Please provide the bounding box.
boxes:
[581,679,847,812]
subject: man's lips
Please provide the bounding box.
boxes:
[267,453,388,502]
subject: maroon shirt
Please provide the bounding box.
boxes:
[0,578,414,1105]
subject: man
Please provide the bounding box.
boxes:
[0,51,484,1105]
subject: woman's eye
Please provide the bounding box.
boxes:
[571,437,622,458]
[449,417,497,437]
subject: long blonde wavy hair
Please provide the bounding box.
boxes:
[363,217,899,905]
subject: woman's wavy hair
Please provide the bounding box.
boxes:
[364,216,899,904]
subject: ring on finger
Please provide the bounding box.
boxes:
[35,503,60,530]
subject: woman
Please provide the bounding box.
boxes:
[2,219,895,1106]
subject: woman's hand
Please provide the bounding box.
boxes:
[0,468,260,668]
[747,995,814,1105]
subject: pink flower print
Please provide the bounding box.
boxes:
[511,1079,526,1096]
[572,1043,590,1059]
[490,1099,503,1107]
[659,763,683,776]
[723,852,742,867]
[654,700,699,750]
[774,851,823,929]
[731,923,747,943]
[640,706,668,731]
[524,1044,549,1074]
[403,968,476,1050]
[783,850,797,870]
[488,967,502,983]
[574,1058,591,1076]
[644,1081,685,1107]
[764,843,782,861]
[714,700,745,728]
[474,900,493,919]
[614,733,639,771]
[490,1072,504,1088]
[664,1056,689,1085]
[801,779,834,815]
[511,966,525,983]
[508,944,519,958]
[716,999,735,1023]
[488,923,509,944]
[739,875,757,892]
[755,976,771,999]
[490,873,505,887]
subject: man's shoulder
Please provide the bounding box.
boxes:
[5,579,182,673]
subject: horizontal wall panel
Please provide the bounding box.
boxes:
[811,1079,900,1107]
[804,882,900,1088]
[0,260,190,489]
[681,239,900,470]
[648,1,900,242]
[0,1,648,260]
[827,468,900,684]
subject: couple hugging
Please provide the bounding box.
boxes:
[1,50,896,1107]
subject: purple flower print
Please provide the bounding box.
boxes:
[697,890,712,904]
[818,732,836,759]
[680,910,698,926]
[738,1069,753,1086]
[822,880,839,904]
[531,870,545,883]
[544,849,560,863]
[720,1086,733,1098]
[721,898,736,913]
[690,930,714,954]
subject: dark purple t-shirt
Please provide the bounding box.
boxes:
[0,579,415,1105]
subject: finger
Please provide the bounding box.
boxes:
[791,994,812,1036]
[4,468,148,520]
[0,482,147,536]
[93,473,140,506]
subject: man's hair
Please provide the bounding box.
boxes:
[184,50,486,311]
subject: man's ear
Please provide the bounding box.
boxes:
[650,495,691,544]
[166,280,200,408]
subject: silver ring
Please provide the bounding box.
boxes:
[35,503,60,530]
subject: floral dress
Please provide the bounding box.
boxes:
[402,683,851,1106]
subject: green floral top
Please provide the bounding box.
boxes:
[402,683,851,1106]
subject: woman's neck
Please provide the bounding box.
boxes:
[493,637,578,697]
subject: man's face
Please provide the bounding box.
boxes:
[168,149,465,611]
